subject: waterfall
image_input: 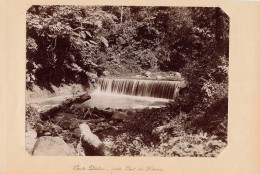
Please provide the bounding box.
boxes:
[97,78,184,100]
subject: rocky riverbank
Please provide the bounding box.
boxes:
[26,97,139,156]
[26,93,226,157]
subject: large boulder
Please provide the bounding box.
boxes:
[32,136,76,156]
[167,72,182,80]
[144,71,152,77]
[173,72,182,78]
[156,75,163,79]
[53,113,78,130]
[80,123,113,156]
[134,75,143,78]
[92,107,114,118]
[25,130,37,155]
[70,103,89,113]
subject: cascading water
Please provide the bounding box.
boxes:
[84,78,185,109]
[98,78,182,100]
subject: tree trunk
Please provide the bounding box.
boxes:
[40,93,91,120]
[215,7,224,56]
[120,6,123,25]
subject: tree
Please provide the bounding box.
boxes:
[27,6,229,98]
[26,5,117,91]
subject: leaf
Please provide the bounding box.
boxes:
[85,31,92,38]
[100,36,109,47]
[81,20,93,25]
[94,21,102,28]
[72,31,80,37]
[84,41,92,47]
[79,32,86,38]
[89,40,97,45]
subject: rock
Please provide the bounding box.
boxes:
[126,109,135,115]
[174,72,182,78]
[144,71,152,77]
[134,75,143,78]
[101,110,114,118]
[32,136,76,156]
[168,72,182,80]
[135,108,144,112]
[92,108,114,118]
[158,72,167,77]
[111,112,129,121]
[70,103,88,112]
[36,123,48,135]
[25,130,37,155]
[52,125,63,133]
[79,123,113,156]
[156,75,163,79]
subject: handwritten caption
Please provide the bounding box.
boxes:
[73,165,164,173]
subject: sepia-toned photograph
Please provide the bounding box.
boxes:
[25,5,229,157]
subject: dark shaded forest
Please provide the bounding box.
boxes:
[26,6,229,156]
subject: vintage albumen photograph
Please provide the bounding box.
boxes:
[25,5,229,157]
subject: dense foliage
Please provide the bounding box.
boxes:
[26,6,229,154]
[27,6,228,88]
[26,6,117,91]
